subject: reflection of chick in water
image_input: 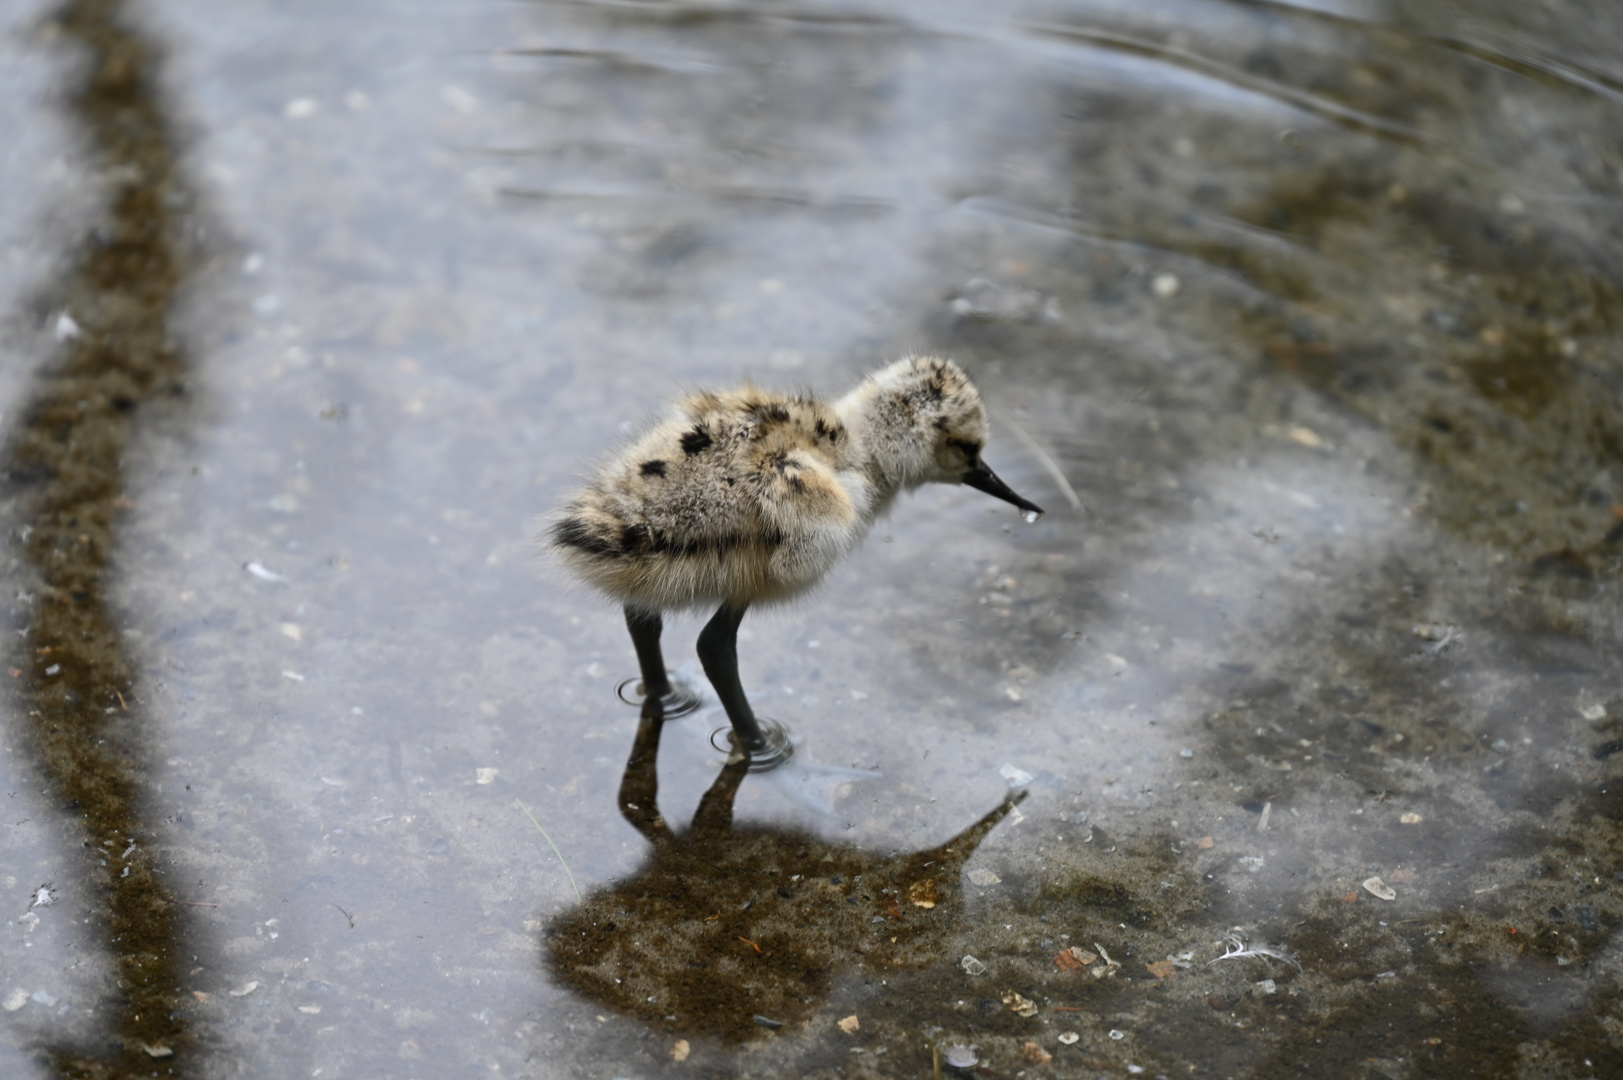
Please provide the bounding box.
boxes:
[546,707,1026,1043]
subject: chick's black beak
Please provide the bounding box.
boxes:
[962,459,1044,517]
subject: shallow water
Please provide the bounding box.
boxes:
[1,0,1620,1077]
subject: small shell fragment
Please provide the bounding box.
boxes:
[967,868,1001,886]
[1287,425,1323,449]
[671,1039,691,1062]
[228,981,259,997]
[1023,1041,1053,1064]
[1400,813,1422,824]
[1057,1031,1080,1045]
[1362,876,1397,901]
[999,763,1034,787]
[837,1015,859,1034]
[960,955,987,976]
[942,1044,978,1069]
[1001,990,1039,1017]
[1054,945,1095,971]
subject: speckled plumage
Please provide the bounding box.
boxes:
[548,356,1009,612]
[546,356,1041,765]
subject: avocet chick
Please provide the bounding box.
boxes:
[548,356,1042,767]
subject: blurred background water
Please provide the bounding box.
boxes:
[1,0,1620,1076]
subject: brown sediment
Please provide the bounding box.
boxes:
[546,708,1026,1046]
[4,0,202,1074]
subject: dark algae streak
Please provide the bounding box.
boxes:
[4,1,201,1074]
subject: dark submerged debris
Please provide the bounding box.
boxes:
[2,0,204,1073]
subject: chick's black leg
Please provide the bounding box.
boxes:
[696,601,767,753]
[624,606,672,702]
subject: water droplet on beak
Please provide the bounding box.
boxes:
[1021,509,1042,524]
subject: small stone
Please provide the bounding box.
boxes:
[1362,876,1397,901]
[960,955,987,976]
[837,1015,859,1033]
[967,869,1001,886]
[475,768,499,785]
[143,1044,173,1059]
[1145,960,1177,979]
[3,990,28,1012]
[1057,1032,1080,1045]
[671,1039,691,1061]
[1023,1040,1053,1064]
[228,981,259,997]
[908,879,939,908]
[1196,836,1215,849]
[1286,426,1322,449]
[1400,813,1422,824]
[1152,273,1181,298]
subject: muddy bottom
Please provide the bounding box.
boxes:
[1,0,1619,1077]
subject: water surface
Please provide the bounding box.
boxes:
[1,0,1620,1076]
